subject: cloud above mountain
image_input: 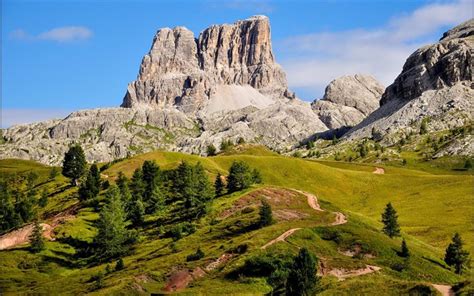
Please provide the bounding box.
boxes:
[279,0,472,99]
[10,26,93,43]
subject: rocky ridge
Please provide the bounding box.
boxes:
[345,19,473,156]
[311,74,384,129]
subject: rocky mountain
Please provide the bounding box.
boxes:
[345,19,473,157]
[311,74,384,129]
[122,15,292,114]
[1,16,344,165]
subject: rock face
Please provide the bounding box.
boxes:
[122,15,291,113]
[312,75,384,129]
[346,19,474,157]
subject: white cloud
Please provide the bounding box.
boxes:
[1,108,72,128]
[10,26,93,43]
[278,0,473,100]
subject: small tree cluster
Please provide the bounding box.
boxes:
[226,161,262,193]
[62,144,87,186]
[286,248,319,295]
[79,164,101,201]
[220,139,234,152]
[444,233,470,274]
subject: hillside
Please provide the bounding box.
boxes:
[0,147,472,295]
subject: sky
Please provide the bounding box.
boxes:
[1,0,472,127]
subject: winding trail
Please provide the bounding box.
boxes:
[260,190,347,249]
[261,228,302,249]
[0,204,78,250]
[432,284,454,296]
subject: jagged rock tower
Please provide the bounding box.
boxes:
[122,15,292,114]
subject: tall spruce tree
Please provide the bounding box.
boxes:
[400,239,410,258]
[214,172,225,196]
[258,200,273,227]
[93,186,135,260]
[381,202,401,238]
[130,168,145,201]
[444,233,470,274]
[30,220,45,253]
[226,161,254,193]
[62,145,87,186]
[0,182,21,232]
[78,164,101,200]
[286,248,319,296]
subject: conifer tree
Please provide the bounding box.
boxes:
[130,168,145,200]
[258,200,273,227]
[214,172,225,196]
[30,220,45,253]
[62,144,87,186]
[79,164,101,200]
[0,182,21,232]
[94,186,135,259]
[207,144,217,156]
[226,161,254,193]
[39,189,49,207]
[128,199,145,227]
[381,202,401,238]
[400,239,410,258]
[115,258,125,271]
[286,248,318,296]
[444,233,470,274]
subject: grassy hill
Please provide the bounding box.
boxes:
[0,146,472,295]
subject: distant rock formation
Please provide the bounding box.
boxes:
[122,16,291,114]
[312,74,384,129]
[346,19,473,156]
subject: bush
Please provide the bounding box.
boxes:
[186,248,205,261]
[207,144,217,156]
[169,222,196,241]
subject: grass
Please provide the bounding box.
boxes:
[0,146,472,295]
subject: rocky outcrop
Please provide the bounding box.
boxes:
[122,15,291,113]
[312,75,384,129]
[346,20,474,153]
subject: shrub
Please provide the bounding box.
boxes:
[186,248,205,261]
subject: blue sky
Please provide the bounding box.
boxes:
[2,0,472,127]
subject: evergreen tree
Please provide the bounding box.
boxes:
[237,137,246,145]
[400,239,410,258]
[30,220,45,253]
[39,189,49,207]
[62,145,87,186]
[15,191,35,223]
[207,144,217,156]
[116,172,129,194]
[128,199,145,227]
[214,172,225,196]
[115,258,125,271]
[381,202,401,238]
[252,168,262,184]
[93,186,135,260]
[141,161,163,213]
[464,159,473,170]
[258,200,273,227]
[226,161,254,193]
[172,161,213,217]
[444,233,470,274]
[220,139,234,152]
[0,182,21,232]
[286,248,318,296]
[129,168,145,201]
[26,171,39,190]
[79,164,101,200]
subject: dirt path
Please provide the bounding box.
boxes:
[0,204,78,250]
[373,167,385,174]
[331,212,348,226]
[296,190,323,211]
[261,228,302,249]
[326,265,381,280]
[432,284,454,296]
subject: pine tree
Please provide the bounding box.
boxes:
[226,161,254,193]
[30,220,45,253]
[79,164,101,200]
[464,159,473,170]
[15,191,36,223]
[94,186,134,260]
[128,199,145,227]
[444,233,470,274]
[258,200,273,227]
[62,145,87,186]
[214,172,225,196]
[115,258,125,271]
[130,168,145,201]
[286,248,319,296]
[207,144,217,156]
[381,202,401,238]
[400,239,410,258]
[39,189,48,207]
[0,182,21,232]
